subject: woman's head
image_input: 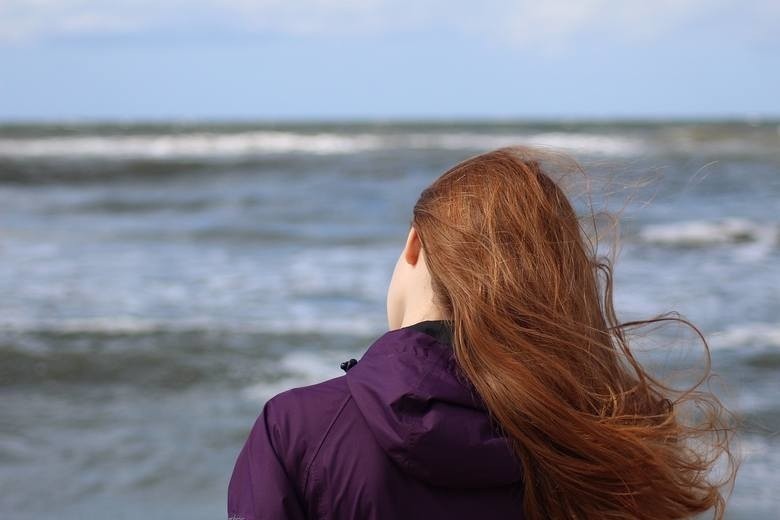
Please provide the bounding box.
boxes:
[401,146,737,519]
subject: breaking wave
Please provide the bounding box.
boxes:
[637,218,779,248]
[0,130,644,160]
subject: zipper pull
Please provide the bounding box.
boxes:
[340,358,358,372]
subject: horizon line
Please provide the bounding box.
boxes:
[0,112,778,126]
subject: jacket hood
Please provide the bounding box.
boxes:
[345,320,523,489]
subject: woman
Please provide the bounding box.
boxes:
[228,146,737,519]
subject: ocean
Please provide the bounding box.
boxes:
[0,120,778,519]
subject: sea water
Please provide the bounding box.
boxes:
[0,120,778,519]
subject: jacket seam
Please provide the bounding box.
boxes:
[400,341,452,469]
[302,391,353,497]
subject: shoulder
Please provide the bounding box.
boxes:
[259,374,353,482]
[264,373,351,437]
[268,373,351,416]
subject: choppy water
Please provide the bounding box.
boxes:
[1,120,778,519]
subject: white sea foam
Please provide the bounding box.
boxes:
[242,348,358,403]
[708,322,780,351]
[404,131,644,155]
[0,316,172,335]
[522,132,644,155]
[0,131,645,159]
[0,132,385,159]
[0,315,381,338]
[638,217,779,248]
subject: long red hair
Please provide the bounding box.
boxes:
[412,146,738,519]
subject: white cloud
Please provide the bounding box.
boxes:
[0,0,150,43]
[0,0,775,50]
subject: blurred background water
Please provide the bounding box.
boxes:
[0,120,778,519]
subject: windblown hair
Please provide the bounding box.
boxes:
[412,146,738,520]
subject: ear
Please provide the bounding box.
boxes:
[403,226,422,266]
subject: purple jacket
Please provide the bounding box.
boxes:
[228,319,525,519]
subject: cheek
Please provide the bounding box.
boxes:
[386,255,405,326]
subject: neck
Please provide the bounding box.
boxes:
[399,305,449,328]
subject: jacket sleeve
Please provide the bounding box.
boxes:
[228,398,308,520]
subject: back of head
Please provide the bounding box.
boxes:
[412,146,737,520]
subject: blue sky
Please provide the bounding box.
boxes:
[0,0,778,121]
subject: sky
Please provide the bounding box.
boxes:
[0,0,778,121]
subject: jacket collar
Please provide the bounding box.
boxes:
[405,319,453,347]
